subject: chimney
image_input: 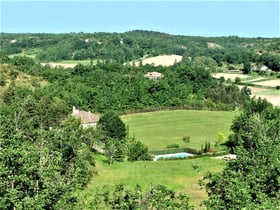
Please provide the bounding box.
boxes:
[73,106,79,114]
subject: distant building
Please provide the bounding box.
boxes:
[72,106,99,128]
[144,72,164,80]
[253,65,269,71]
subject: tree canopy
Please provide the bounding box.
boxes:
[201,99,280,209]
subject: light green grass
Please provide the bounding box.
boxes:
[78,110,235,208]
[256,89,280,95]
[78,154,226,208]
[122,110,237,151]
[8,53,36,59]
[59,59,98,65]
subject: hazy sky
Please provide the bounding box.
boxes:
[1,0,279,37]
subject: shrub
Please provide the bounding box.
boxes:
[234,77,241,84]
[166,144,180,148]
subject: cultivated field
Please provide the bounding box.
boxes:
[122,110,237,151]
[41,62,77,68]
[40,59,97,68]
[212,72,249,80]
[252,79,280,87]
[213,73,280,107]
[239,83,280,107]
[131,54,183,67]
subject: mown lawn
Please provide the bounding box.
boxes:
[77,154,226,208]
[122,110,237,151]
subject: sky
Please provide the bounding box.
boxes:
[0,0,279,37]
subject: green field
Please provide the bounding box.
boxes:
[59,59,96,65]
[78,154,226,208]
[122,110,237,151]
[77,110,237,208]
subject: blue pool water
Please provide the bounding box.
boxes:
[153,152,194,161]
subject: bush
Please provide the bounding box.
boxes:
[234,77,241,84]
[166,144,180,148]
[128,138,152,161]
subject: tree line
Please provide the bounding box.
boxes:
[1,31,280,71]
[1,53,251,115]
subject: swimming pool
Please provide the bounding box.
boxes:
[153,152,194,161]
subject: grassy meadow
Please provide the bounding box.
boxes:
[78,154,226,208]
[122,110,237,151]
[77,110,237,208]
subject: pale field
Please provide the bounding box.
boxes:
[41,62,77,68]
[132,54,183,67]
[239,85,280,107]
[238,85,267,93]
[212,73,249,80]
[253,94,280,106]
[252,79,280,87]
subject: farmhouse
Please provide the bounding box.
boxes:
[72,106,99,128]
[252,65,269,71]
[144,71,164,79]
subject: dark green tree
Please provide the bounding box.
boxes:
[243,60,251,74]
[98,111,126,140]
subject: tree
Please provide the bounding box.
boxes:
[201,100,280,209]
[82,183,193,209]
[243,60,251,74]
[225,98,274,151]
[0,103,96,209]
[104,139,117,165]
[98,111,126,140]
[192,56,218,72]
[127,138,152,161]
[215,132,225,148]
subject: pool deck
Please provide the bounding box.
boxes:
[153,152,194,161]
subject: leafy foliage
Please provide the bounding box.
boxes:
[98,111,126,140]
[201,99,280,209]
[127,138,152,161]
[1,31,279,72]
[0,103,96,209]
[78,183,193,209]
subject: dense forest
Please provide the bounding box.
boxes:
[0,31,279,209]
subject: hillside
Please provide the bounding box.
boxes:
[1,31,279,209]
[1,31,280,71]
[0,63,47,99]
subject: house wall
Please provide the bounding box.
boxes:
[82,122,97,128]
